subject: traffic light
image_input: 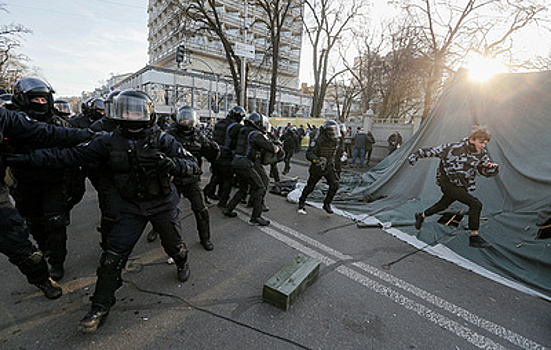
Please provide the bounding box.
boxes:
[176,45,186,64]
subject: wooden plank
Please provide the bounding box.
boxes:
[263,255,320,311]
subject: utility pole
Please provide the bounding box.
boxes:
[240,0,248,107]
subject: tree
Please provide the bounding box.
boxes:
[165,0,247,107]
[396,0,547,120]
[302,0,365,118]
[0,3,31,90]
[254,0,300,116]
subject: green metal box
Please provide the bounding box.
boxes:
[262,255,320,311]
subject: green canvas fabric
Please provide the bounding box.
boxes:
[309,70,551,297]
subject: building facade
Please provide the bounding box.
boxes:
[147,0,302,89]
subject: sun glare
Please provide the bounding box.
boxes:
[466,55,508,82]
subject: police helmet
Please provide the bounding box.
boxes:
[245,112,265,132]
[53,99,72,118]
[175,105,198,132]
[227,106,246,123]
[110,89,156,131]
[12,77,55,121]
[86,98,105,121]
[320,120,341,140]
[287,125,298,133]
[104,90,121,119]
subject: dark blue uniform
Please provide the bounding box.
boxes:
[168,125,219,248]
[19,125,197,308]
[0,108,91,290]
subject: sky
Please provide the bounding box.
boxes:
[3,0,149,97]
[3,0,550,97]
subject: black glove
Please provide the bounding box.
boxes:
[314,156,327,170]
[183,159,199,177]
[157,154,176,173]
[3,153,31,166]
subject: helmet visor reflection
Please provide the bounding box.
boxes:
[112,95,153,121]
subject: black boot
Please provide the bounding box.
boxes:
[77,305,110,333]
[469,235,492,248]
[34,278,63,300]
[222,209,237,218]
[172,251,190,282]
[322,203,334,214]
[49,263,65,281]
[249,217,270,226]
[201,240,214,251]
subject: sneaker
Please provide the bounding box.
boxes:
[201,240,214,251]
[469,235,492,248]
[414,212,424,230]
[146,229,158,242]
[77,305,110,333]
[262,205,270,212]
[34,278,62,300]
[297,208,307,215]
[222,209,237,218]
[322,204,334,214]
[49,263,65,281]
[249,217,270,226]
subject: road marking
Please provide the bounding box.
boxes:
[269,221,546,350]
[238,214,546,350]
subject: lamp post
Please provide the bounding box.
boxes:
[175,45,218,121]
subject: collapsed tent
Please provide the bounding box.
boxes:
[306,69,551,298]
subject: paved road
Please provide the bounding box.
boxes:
[1,156,549,349]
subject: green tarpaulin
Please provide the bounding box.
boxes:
[306,69,551,299]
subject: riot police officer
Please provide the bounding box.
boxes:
[0,77,93,299]
[9,77,73,281]
[167,106,220,250]
[223,113,279,226]
[298,120,342,215]
[53,99,73,120]
[89,90,120,133]
[282,125,300,175]
[9,90,198,332]
[203,106,245,207]
[65,97,106,225]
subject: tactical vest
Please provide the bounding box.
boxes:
[317,137,338,164]
[234,126,261,161]
[109,129,172,201]
[172,128,202,167]
[213,118,238,158]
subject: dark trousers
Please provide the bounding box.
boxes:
[424,179,482,231]
[283,150,294,173]
[227,166,266,219]
[299,166,340,206]
[106,206,185,257]
[177,180,211,243]
[1,184,52,285]
[14,182,67,265]
[205,157,233,206]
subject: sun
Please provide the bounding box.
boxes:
[466,55,508,82]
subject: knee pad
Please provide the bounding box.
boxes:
[98,251,128,275]
[44,214,66,232]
